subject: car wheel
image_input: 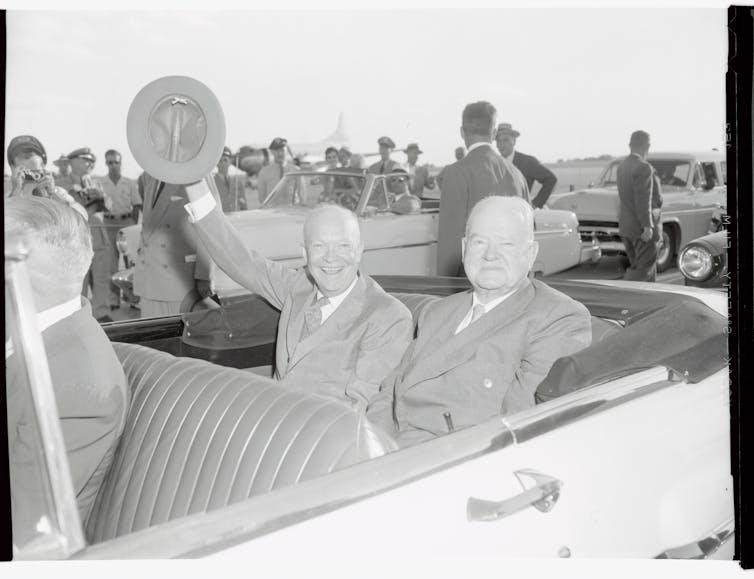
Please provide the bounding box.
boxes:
[656,225,676,272]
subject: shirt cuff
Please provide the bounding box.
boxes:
[184,183,217,223]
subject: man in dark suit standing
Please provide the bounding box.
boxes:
[617,130,661,281]
[436,101,528,276]
[495,123,558,209]
[368,196,591,447]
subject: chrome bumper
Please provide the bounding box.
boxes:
[579,239,602,263]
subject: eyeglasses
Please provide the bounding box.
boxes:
[390,176,408,183]
[106,160,121,166]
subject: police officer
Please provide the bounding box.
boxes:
[368,137,402,174]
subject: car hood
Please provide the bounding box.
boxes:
[550,188,620,222]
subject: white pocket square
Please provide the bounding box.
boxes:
[170,195,183,202]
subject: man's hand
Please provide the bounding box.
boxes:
[640,226,653,242]
[195,278,214,299]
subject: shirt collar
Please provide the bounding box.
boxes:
[466,142,493,154]
[36,296,82,333]
[471,287,516,313]
[316,275,359,309]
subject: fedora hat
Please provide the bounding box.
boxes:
[496,123,520,138]
[127,76,226,185]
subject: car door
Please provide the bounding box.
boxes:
[206,368,733,560]
[690,161,727,242]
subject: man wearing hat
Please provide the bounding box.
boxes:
[52,154,73,190]
[257,138,299,202]
[234,145,267,209]
[495,123,558,209]
[213,146,247,213]
[617,130,662,282]
[387,168,422,214]
[437,101,529,277]
[67,147,114,322]
[98,149,143,311]
[405,143,436,197]
[368,137,402,175]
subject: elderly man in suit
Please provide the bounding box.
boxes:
[368,137,403,175]
[5,196,128,546]
[495,123,558,209]
[437,101,529,276]
[368,196,592,447]
[405,142,435,197]
[617,130,662,282]
[183,179,413,409]
[134,172,214,317]
[257,138,299,203]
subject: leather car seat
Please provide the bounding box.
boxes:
[85,343,393,544]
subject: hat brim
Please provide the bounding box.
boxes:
[497,130,520,138]
[127,76,226,185]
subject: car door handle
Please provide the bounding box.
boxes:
[655,517,735,559]
[467,469,563,522]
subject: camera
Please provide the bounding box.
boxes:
[21,168,48,183]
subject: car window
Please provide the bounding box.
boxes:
[367,179,390,212]
[700,162,719,188]
[265,174,323,208]
[597,161,620,186]
[647,160,691,187]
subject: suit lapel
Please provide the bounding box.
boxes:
[399,281,536,389]
[141,181,174,244]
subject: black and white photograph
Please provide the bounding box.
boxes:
[2,3,749,577]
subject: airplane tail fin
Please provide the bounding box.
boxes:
[324,112,349,143]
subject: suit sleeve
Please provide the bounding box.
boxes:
[527,157,558,209]
[346,301,414,411]
[192,202,300,310]
[437,165,469,276]
[366,337,417,434]
[632,162,653,229]
[502,300,592,415]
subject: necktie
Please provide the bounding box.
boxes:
[470,304,486,325]
[380,162,385,174]
[300,296,330,340]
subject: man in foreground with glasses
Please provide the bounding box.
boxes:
[387,169,422,214]
[98,149,142,312]
[182,179,413,409]
[368,196,592,447]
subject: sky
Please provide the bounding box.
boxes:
[4,7,728,178]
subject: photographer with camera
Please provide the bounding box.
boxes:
[6,135,87,218]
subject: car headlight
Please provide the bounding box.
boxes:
[679,244,714,281]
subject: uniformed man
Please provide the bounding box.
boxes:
[257,138,299,201]
[368,137,402,174]
[213,146,247,212]
[98,149,142,311]
[52,154,73,190]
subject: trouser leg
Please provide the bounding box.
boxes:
[90,248,112,319]
[631,238,658,281]
[622,237,639,280]
[105,225,121,308]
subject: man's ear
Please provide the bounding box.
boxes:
[301,245,309,264]
[461,237,467,261]
[529,240,540,268]
[354,242,365,263]
[459,126,465,142]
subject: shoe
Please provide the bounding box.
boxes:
[97,315,114,323]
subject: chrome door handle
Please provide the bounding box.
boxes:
[467,469,563,522]
[655,517,735,559]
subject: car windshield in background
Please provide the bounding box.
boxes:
[263,172,367,209]
[598,159,691,188]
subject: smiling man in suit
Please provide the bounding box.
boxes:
[437,101,529,276]
[368,196,592,447]
[495,122,558,209]
[183,180,413,409]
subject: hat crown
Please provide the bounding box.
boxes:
[8,135,47,165]
[269,137,288,150]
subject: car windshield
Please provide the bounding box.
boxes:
[598,158,691,188]
[263,172,367,209]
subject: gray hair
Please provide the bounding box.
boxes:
[4,196,93,284]
[465,196,535,242]
[303,204,362,247]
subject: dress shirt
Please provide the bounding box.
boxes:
[466,142,494,154]
[6,296,82,359]
[99,176,141,215]
[454,290,515,334]
[315,276,358,324]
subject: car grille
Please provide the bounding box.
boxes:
[578,221,621,243]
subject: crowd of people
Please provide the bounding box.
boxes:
[5,97,665,543]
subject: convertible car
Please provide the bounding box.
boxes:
[6,248,733,560]
[116,171,600,302]
[550,152,726,272]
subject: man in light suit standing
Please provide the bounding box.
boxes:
[495,122,558,209]
[183,179,413,409]
[134,172,214,317]
[436,101,529,276]
[368,196,592,447]
[405,142,436,197]
[257,137,299,203]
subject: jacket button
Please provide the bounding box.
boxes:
[483,378,493,389]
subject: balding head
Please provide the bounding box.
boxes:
[462,196,538,301]
[5,196,93,310]
[303,205,364,297]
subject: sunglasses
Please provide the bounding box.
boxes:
[390,176,408,183]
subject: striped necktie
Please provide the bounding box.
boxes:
[300,296,331,340]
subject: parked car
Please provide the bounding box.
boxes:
[679,230,729,289]
[115,171,600,302]
[6,248,733,560]
[550,152,726,272]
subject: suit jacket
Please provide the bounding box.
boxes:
[367,279,592,447]
[6,300,128,542]
[437,144,529,276]
[617,154,656,239]
[257,162,299,202]
[368,158,402,175]
[134,173,212,303]
[191,204,414,409]
[408,164,435,197]
[512,151,557,209]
